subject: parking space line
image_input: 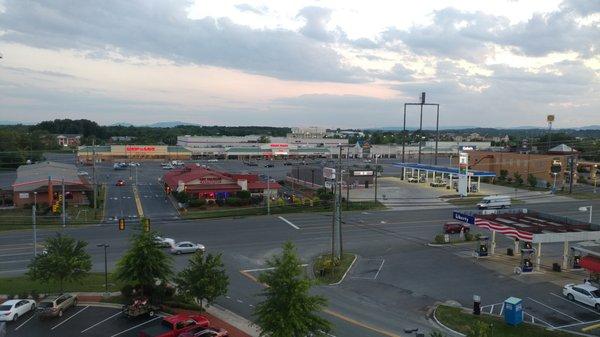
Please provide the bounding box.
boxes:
[110,316,161,337]
[81,311,122,333]
[278,216,300,229]
[549,293,600,316]
[13,314,36,331]
[554,318,600,330]
[373,259,385,280]
[499,303,505,316]
[524,312,554,328]
[51,306,89,330]
[527,297,582,323]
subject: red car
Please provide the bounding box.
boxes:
[179,327,229,337]
[138,313,210,337]
[443,221,470,234]
[116,179,125,186]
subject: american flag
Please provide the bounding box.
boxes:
[474,218,534,242]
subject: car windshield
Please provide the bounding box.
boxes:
[0,305,12,310]
[39,301,54,308]
[591,290,600,298]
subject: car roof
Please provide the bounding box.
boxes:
[1,300,20,305]
[575,283,599,291]
[178,241,193,244]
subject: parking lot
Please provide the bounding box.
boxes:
[5,305,165,337]
[481,292,600,335]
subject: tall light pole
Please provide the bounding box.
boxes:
[579,206,593,223]
[97,243,110,294]
[33,192,37,256]
[62,178,66,228]
[266,165,271,215]
[401,92,441,166]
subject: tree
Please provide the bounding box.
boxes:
[254,242,331,337]
[527,174,538,188]
[175,251,229,311]
[27,234,92,292]
[258,135,271,143]
[498,170,508,182]
[115,231,172,294]
[513,172,523,186]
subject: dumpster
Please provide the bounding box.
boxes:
[504,297,523,326]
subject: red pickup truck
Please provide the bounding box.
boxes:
[138,313,210,337]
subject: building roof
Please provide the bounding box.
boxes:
[13,161,90,192]
[56,134,82,138]
[548,144,576,153]
[393,162,496,177]
[78,145,111,153]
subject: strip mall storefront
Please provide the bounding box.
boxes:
[78,145,191,163]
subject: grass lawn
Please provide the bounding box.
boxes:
[436,305,576,337]
[313,253,356,284]
[183,201,385,219]
[0,273,123,295]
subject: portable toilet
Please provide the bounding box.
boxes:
[504,297,523,326]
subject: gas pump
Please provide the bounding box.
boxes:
[476,236,489,257]
[522,241,533,250]
[519,248,535,273]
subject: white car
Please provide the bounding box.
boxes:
[0,299,36,322]
[162,164,174,170]
[155,236,175,248]
[207,159,218,162]
[170,241,205,255]
[563,283,600,310]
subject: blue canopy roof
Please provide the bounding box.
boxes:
[393,162,496,177]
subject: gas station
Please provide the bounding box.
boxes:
[394,162,496,192]
[453,208,600,274]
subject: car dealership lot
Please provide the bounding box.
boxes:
[7,305,164,337]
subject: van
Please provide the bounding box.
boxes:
[477,195,511,209]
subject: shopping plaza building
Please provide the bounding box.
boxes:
[77,145,192,163]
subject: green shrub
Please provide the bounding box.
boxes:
[434,234,446,244]
[236,190,251,199]
[465,232,474,241]
[188,198,206,208]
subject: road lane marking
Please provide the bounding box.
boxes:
[553,318,600,330]
[110,316,161,337]
[582,322,600,332]
[0,252,33,257]
[14,313,36,331]
[132,185,145,218]
[0,269,28,274]
[550,292,600,316]
[278,216,299,229]
[323,309,402,337]
[0,259,30,264]
[373,259,385,280]
[81,311,122,333]
[51,305,89,330]
[527,297,582,322]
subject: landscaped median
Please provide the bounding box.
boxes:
[434,305,576,337]
[313,253,356,285]
[182,201,385,219]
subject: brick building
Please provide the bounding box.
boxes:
[464,151,572,187]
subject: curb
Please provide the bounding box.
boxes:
[206,303,260,337]
[431,305,466,337]
[329,254,357,286]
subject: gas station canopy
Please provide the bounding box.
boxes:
[393,163,496,177]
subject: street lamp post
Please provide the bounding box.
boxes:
[97,243,110,295]
[579,206,593,223]
[33,192,37,256]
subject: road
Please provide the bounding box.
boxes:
[3,197,600,336]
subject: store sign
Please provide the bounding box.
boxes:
[19,192,29,199]
[126,146,156,152]
[453,211,475,225]
[323,167,336,180]
[458,152,469,197]
[352,170,374,176]
[459,146,476,151]
[270,143,289,148]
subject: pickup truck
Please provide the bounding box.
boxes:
[138,313,210,337]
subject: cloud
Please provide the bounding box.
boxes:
[234,3,267,15]
[0,0,366,83]
[380,63,415,81]
[296,6,335,42]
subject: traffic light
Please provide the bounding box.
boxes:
[118,218,125,231]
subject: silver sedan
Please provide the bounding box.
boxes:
[170,241,205,255]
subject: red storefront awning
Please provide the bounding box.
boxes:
[581,256,600,273]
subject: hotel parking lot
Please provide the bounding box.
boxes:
[6,305,165,337]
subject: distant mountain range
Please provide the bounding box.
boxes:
[369,125,600,131]
[145,121,200,128]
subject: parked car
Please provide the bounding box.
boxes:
[264,163,274,168]
[443,222,470,234]
[0,299,36,322]
[477,195,511,209]
[563,283,600,310]
[155,236,175,248]
[162,164,174,170]
[116,179,126,186]
[282,162,293,166]
[170,241,205,255]
[179,326,229,337]
[129,162,141,167]
[37,293,77,318]
[138,313,210,337]
[207,159,218,162]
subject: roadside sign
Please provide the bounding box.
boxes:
[323,167,336,180]
[453,211,475,225]
[352,170,374,176]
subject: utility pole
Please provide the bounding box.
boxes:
[32,192,37,256]
[62,178,66,228]
[346,148,350,209]
[374,155,379,202]
[336,146,343,258]
[402,92,441,166]
[97,244,109,295]
[92,138,97,210]
[569,154,575,194]
[418,102,424,164]
[267,165,271,215]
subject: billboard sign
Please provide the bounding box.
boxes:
[352,170,374,176]
[126,146,156,152]
[323,167,336,180]
[458,152,469,196]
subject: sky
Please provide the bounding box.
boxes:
[0,0,598,128]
